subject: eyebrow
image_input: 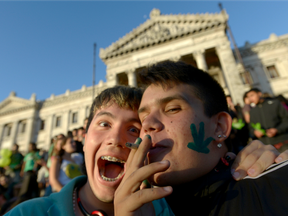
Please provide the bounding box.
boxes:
[95,111,115,119]
[95,111,141,124]
[138,94,189,115]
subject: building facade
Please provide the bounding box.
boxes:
[1,9,288,152]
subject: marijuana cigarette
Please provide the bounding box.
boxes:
[125,142,139,149]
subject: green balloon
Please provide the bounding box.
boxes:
[0,149,12,158]
[0,157,11,167]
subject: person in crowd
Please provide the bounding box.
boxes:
[242,92,251,124]
[49,136,83,192]
[5,85,288,216]
[20,143,40,177]
[114,61,288,216]
[226,95,249,153]
[6,144,23,184]
[77,127,85,145]
[83,117,89,132]
[247,88,288,152]
[276,94,288,111]
[36,149,49,196]
[72,129,78,141]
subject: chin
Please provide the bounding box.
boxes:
[95,190,115,203]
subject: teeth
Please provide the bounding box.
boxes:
[101,156,125,163]
[101,172,123,182]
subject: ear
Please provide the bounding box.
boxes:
[212,111,232,142]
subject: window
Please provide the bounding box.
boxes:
[240,70,253,85]
[72,112,78,124]
[86,106,90,118]
[55,116,61,128]
[266,65,279,79]
[4,124,12,137]
[40,119,45,130]
[19,121,26,133]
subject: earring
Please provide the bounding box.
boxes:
[217,143,222,148]
[217,134,227,138]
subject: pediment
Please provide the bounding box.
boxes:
[100,9,228,60]
[0,97,36,115]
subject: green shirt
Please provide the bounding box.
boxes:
[5,176,174,216]
[23,152,41,172]
[9,152,23,171]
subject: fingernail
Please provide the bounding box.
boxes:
[163,186,172,192]
[231,169,235,175]
[135,138,142,145]
[146,135,151,140]
[159,160,169,164]
[275,157,283,163]
[232,171,240,180]
[248,168,255,175]
[143,179,151,188]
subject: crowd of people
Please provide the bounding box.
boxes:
[1,60,288,215]
[226,88,288,154]
[0,122,88,214]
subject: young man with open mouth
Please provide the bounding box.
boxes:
[6,84,288,216]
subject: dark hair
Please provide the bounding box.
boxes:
[247,88,261,94]
[86,85,143,133]
[78,127,84,130]
[138,60,228,117]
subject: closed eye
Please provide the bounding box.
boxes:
[165,107,181,113]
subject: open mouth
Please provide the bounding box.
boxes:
[98,156,125,182]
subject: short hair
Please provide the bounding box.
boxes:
[247,88,261,94]
[138,60,228,117]
[86,85,143,133]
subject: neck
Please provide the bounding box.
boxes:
[78,182,114,216]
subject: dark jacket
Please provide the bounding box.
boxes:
[166,159,288,216]
[249,98,288,145]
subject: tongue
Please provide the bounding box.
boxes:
[104,163,123,179]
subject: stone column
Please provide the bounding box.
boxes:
[126,70,137,87]
[63,111,69,134]
[216,43,244,104]
[10,120,19,147]
[193,50,208,71]
[24,117,34,151]
[170,55,181,62]
[46,114,54,147]
[0,124,4,147]
[106,73,119,87]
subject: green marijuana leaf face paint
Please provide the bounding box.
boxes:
[187,122,214,154]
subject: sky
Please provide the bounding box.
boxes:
[1,1,288,102]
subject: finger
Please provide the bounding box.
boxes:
[275,149,288,163]
[130,135,152,169]
[125,137,142,169]
[231,140,263,171]
[119,160,170,195]
[232,144,278,180]
[245,148,278,177]
[119,186,173,212]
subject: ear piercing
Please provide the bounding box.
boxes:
[217,143,222,148]
[217,134,227,138]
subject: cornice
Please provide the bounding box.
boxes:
[239,37,288,58]
[0,84,108,116]
[100,9,228,61]
[42,85,107,108]
[0,104,38,117]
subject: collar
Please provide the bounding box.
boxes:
[165,160,233,215]
[47,176,87,216]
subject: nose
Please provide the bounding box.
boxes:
[141,113,164,134]
[107,126,126,148]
